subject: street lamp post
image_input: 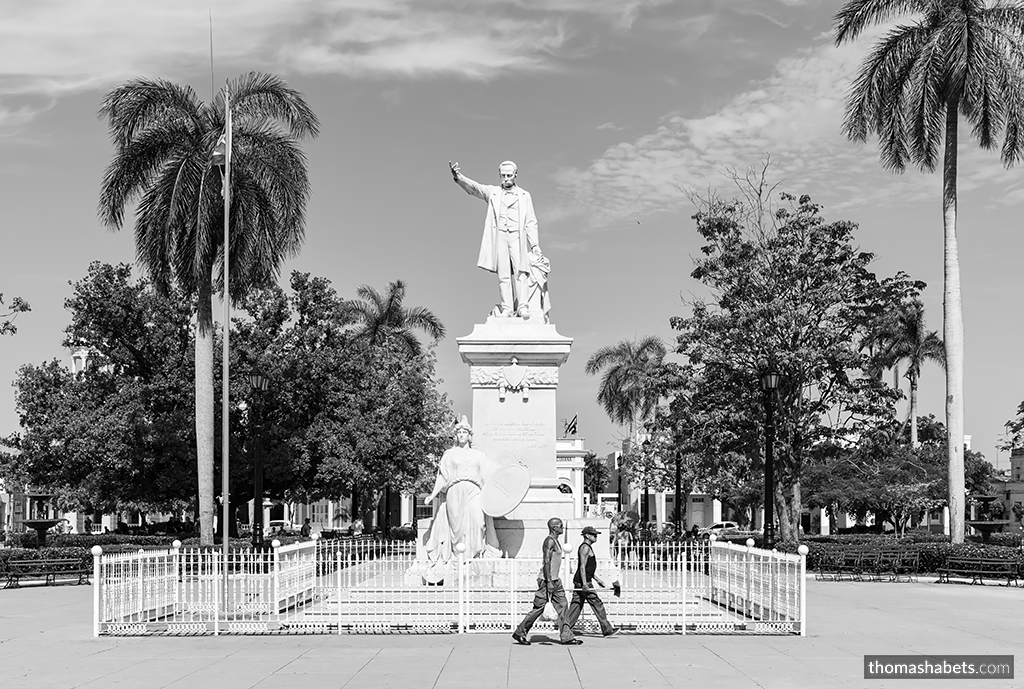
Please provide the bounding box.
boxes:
[248,371,270,549]
[674,448,682,541]
[760,369,781,549]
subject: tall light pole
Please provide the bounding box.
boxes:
[760,369,781,549]
[213,87,232,567]
[249,370,270,549]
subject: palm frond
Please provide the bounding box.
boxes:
[98,78,203,148]
[834,0,934,45]
[403,306,446,341]
[221,72,320,139]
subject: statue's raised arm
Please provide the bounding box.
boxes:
[448,159,549,322]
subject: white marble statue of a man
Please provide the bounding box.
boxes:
[449,160,549,321]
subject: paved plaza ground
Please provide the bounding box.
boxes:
[0,577,1021,689]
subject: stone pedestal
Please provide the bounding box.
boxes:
[457,316,577,556]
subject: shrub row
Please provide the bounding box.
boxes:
[801,532,1022,547]
[774,540,1024,573]
[0,547,92,566]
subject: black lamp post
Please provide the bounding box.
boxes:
[760,369,781,549]
[674,447,682,541]
[248,370,270,549]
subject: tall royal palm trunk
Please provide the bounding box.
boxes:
[909,373,919,448]
[195,275,215,545]
[942,104,966,544]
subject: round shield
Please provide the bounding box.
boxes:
[481,463,531,517]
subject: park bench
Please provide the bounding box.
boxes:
[816,546,919,582]
[937,557,1020,587]
[836,547,873,581]
[4,558,91,588]
[814,549,846,580]
[814,546,869,580]
[869,548,919,582]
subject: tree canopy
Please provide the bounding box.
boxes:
[2,262,195,512]
[1,293,30,336]
[1,264,453,524]
[668,181,921,540]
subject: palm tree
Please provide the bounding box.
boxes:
[346,280,446,356]
[869,300,945,446]
[585,336,668,522]
[98,73,319,544]
[834,0,1024,543]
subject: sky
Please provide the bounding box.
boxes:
[2,0,1023,474]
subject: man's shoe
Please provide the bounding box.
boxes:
[512,632,531,645]
[560,638,583,645]
[603,628,619,637]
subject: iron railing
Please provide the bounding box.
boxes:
[91,535,807,636]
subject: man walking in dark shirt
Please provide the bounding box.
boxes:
[566,525,617,637]
[512,517,580,645]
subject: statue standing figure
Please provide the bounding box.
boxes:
[449,160,551,322]
[424,415,501,574]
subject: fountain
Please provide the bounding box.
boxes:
[22,519,62,547]
[965,495,1011,543]
[21,494,61,547]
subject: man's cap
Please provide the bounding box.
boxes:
[547,517,563,529]
[581,526,600,537]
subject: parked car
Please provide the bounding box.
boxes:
[698,521,740,538]
[267,520,296,535]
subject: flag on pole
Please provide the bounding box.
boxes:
[211,133,226,168]
[565,414,578,436]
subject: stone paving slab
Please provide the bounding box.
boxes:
[0,577,1022,688]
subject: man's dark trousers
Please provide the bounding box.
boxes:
[515,578,575,642]
[566,587,614,635]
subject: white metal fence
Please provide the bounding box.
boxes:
[92,536,806,636]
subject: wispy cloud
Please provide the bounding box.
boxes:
[596,122,627,131]
[0,0,672,101]
[552,26,1024,230]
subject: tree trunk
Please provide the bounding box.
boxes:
[909,374,919,448]
[942,104,966,544]
[196,276,215,546]
[776,479,802,543]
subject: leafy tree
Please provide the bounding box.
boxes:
[1,265,453,535]
[582,451,611,502]
[659,370,764,528]
[346,280,446,356]
[1012,502,1024,531]
[1,293,30,336]
[834,0,1024,544]
[98,73,319,544]
[234,272,453,525]
[1,263,195,513]
[863,299,944,446]
[671,184,914,541]
[804,414,993,535]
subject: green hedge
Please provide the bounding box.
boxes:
[774,538,1024,573]
[0,546,92,568]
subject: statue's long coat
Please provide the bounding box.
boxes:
[455,176,540,275]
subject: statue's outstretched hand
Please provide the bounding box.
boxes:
[449,161,460,180]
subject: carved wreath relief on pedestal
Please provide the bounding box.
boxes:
[469,357,558,401]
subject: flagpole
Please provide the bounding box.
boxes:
[221,85,232,574]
